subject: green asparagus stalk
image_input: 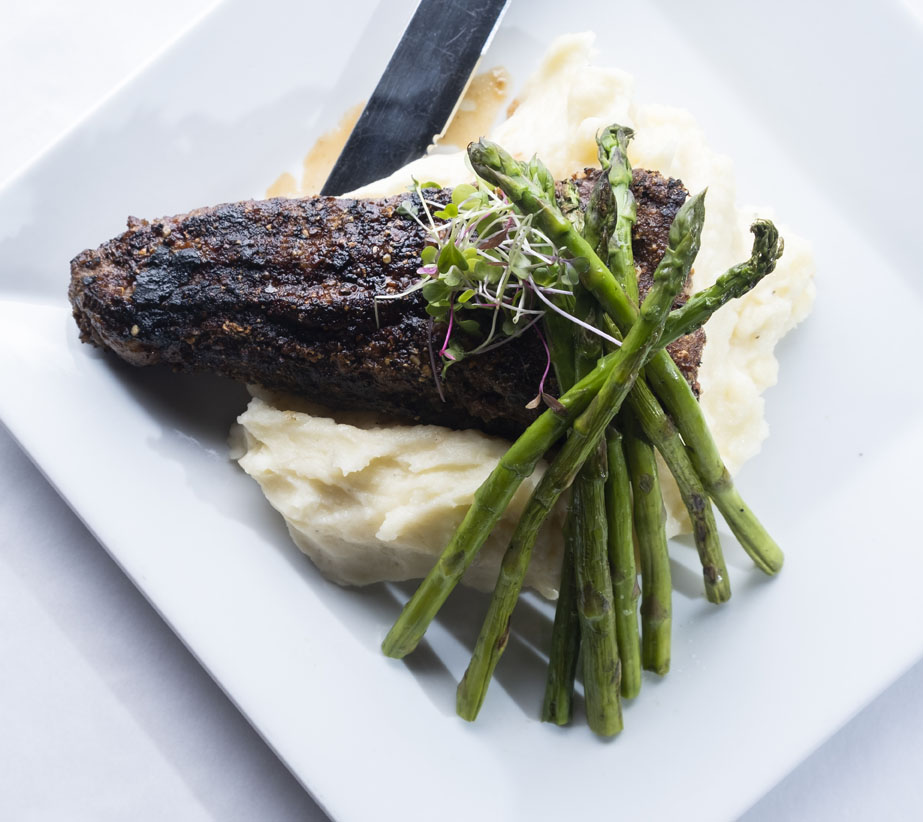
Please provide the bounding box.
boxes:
[540,518,581,724]
[623,421,672,674]
[541,207,611,726]
[582,147,644,694]
[625,379,730,602]
[605,428,642,697]
[659,220,783,347]
[469,138,784,576]
[583,171,615,260]
[597,124,639,304]
[644,363,782,574]
[594,126,645,692]
[567,296,623,730]
[455,192,699,722]
[571,440,623,735]
[543,292,578,394]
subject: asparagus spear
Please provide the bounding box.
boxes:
[541,203,612,726]
[644,363,782,573]
[605,428,642,697]
[571,440,623,735]
[566,296,623,730]
[542,279,579,397]
[597,124,639,304]
[659,220,783,347]
[583,170,615,261]
[455,192,700,723]
[582,155,643,698]
[623,420,673,674]
[540,517,581,724]
[469,138,784,575]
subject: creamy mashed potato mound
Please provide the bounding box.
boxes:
[236,33,815,595]
[236,392,566,596]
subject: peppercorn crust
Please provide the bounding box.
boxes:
[69,169,703,439]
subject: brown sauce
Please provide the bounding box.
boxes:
[267,68,510,198]
[438,66,510,149]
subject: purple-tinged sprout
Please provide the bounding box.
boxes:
[438,300,456,360]
[525,325,553,410]
[528,276,621,348]
[477,217,513,250]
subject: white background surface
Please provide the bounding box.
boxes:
[1,1,922,820]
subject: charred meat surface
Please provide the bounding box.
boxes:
[69,169,704,439]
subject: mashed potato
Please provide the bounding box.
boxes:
[235,391,566,597]
[236,33,815,595]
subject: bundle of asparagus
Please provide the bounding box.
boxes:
[381,124,784,736]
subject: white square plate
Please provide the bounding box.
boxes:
[2,1,922,819]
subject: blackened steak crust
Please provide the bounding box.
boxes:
[69,169,704,440]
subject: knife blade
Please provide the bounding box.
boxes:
[320,0,509,196]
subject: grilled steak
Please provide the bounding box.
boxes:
[69,169,703,440]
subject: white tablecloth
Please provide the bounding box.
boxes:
[2,2,922,819]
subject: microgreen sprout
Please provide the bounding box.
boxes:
[377,177,620,404]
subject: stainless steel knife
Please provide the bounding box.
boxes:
[320,0,509,196]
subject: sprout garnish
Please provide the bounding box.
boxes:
[377,177,619,404]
